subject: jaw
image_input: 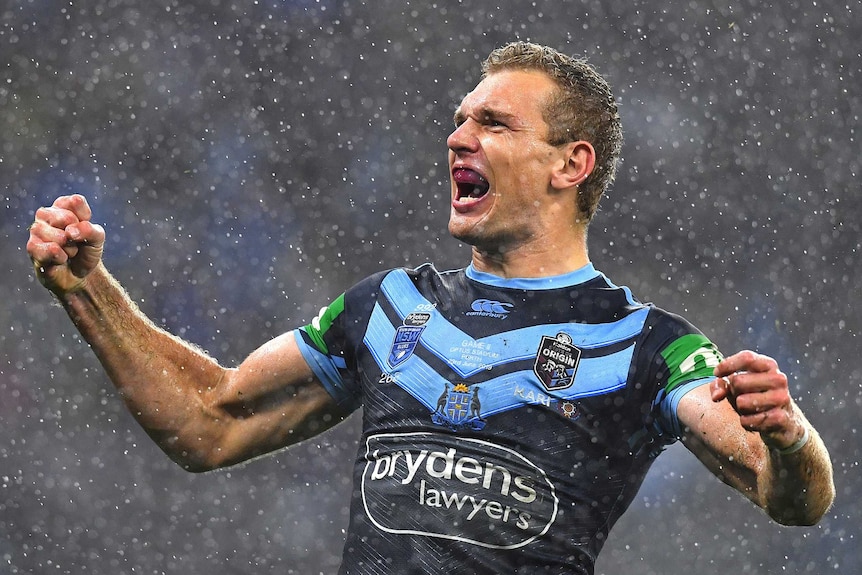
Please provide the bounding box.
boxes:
[448,202,490,245]
[448,186,554,258]
[448,192,526,254]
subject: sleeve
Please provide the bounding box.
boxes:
[293,271,389,413]
[634,309,724,441]
[654,332,723,437]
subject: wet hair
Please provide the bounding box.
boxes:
[482,42,623,222]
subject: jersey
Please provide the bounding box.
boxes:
[294,262,722,575]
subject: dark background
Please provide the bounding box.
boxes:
[2,1,859,573]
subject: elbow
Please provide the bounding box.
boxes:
[175,457,220,474]
[161,447,220,474]
[177,442,243,473]
[167,449,232,474]
[772,508,829,528]
[156,434,232,474]
[769,483,836,527]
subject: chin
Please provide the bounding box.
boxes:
[448,224,474,245]
[449,225,500,254]
[449,214,480,241]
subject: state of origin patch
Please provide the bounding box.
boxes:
[533,332,581,391]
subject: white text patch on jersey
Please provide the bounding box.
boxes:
[361,432,559,549]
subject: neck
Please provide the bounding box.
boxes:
[469,228,590,278]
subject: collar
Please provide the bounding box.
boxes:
[465,262,600,290]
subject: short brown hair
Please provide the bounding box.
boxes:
[482,42,623,222]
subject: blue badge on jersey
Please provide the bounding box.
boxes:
[387,312,431,367]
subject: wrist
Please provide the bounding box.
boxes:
[58,264,116,320]
[766,425,810,455]
[55,261,106,298]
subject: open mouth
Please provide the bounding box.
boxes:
[452,168,490,202]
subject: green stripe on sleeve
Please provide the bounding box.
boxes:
[660,333,723,393]
[304,293,345,354]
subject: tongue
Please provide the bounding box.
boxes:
[453,168,486,185]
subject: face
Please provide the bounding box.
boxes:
[447,69,570,253]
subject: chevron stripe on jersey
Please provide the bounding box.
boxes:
[361,269,648,416]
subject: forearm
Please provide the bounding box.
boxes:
[758,419,835,526]
[681,384,834,526]
[59,263,227,464]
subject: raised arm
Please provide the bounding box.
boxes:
[677,350,834,525]
[27,194,346,472]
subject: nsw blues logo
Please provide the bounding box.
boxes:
[388,311,431,367]
[534,332,581,391]
[431,383,486,431]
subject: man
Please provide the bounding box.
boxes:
[27,42,834,574]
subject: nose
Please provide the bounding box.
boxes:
[447,120,479,154]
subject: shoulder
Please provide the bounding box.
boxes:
[345,263,466,305]
[347,266,416,296]
[636,304,719,361]
[406,262,465,282]
[383,263,468,294]
[635,305,722,393]
[363,263,465,283]
[642,305,706,340]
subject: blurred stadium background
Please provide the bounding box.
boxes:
[1,1,859,573]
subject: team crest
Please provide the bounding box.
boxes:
[534,332,581,391]
[431,383,486,431]
[388,312,431,367]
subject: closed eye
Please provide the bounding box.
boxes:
[452,107,516,130]
[484,111,520,131]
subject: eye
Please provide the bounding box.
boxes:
[486,117,508,129]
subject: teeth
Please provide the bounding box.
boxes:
[456,183,488,202]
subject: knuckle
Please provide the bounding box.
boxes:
[26,239,41,257]
[740,350,757,363]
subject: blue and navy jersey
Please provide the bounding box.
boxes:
[295,262,721,575]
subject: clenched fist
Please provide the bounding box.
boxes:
[27,194,105,296]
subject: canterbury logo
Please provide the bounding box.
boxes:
[467,299,514,318]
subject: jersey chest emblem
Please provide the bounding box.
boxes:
[533,332,581,391]
[431,383,486,431]
[388,312,431,367]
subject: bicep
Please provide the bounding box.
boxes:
[677,384,767,500]
[205,331,347,467]
[227,330,322,404]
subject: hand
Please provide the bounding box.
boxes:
[710,350,805,450]
[27,194,105,296]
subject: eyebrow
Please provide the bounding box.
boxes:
[453,106,519,126]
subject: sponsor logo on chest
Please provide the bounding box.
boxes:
[361,432,558,549]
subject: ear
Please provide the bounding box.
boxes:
[550,141,596,191]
